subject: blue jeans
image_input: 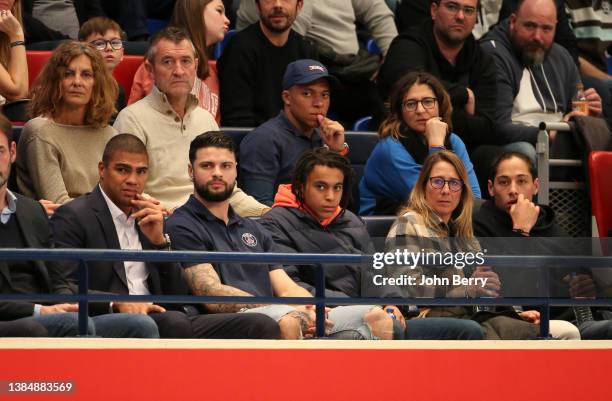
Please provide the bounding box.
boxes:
[404,318,484,340]
[579,320,612,339]
[27,313,94,337]
[92,314,159,338]
[25,313,159,338]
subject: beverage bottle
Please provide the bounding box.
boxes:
[573,306,594,327]
[570,272,594,327]
[572,83,589,115]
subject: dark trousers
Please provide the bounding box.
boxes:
[0,319,48,337]
[150,310,280,339]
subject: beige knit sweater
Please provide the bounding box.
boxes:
[16,117,116,204]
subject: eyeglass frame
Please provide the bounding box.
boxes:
[428,176,464,192]
[434,1,478,17]
[402,97,437,111]
[90,39,124,51]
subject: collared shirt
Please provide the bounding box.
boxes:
[0,189,17,225]
[166,195,281,297]
[99,185,150,295]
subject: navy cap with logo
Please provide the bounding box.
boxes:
[282,59,339,90]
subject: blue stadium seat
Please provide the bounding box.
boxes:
[353,116,373,131]
[221,127,252,159]
[345,131,378,212]
[146,19,169,36]
[214,29,237,60]
[363,215,396,250]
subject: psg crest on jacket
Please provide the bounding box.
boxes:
[241,232,258,247]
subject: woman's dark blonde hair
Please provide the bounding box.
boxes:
[170,0,213,79]
[28,41,117,128]
[379,71,453,140]
[402,150,474,238]
[0,0,23,68]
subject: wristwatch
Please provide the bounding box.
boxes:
[153,233,171,249]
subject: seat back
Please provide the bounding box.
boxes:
[214,29,237,60]
[26,50,53,90]
[363,215,396,251]
[589,151,612,237]
[221,127,252,157]
[352,116,372,131]
[344,131,378,212]
[113,55,145,97]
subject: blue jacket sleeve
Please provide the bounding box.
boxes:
[362,137,423,204]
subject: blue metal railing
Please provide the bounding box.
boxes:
[2,248,612,338]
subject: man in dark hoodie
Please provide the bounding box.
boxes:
[474,151,612,339]
[260,148,485,340]
[480,0,602,161]
[378,0,496,153]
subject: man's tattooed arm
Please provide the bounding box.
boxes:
[184,263,267,313]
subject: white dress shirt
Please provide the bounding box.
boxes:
[99,185,150,295]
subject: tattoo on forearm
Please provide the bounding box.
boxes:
[185,264,266,313]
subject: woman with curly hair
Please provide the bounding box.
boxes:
[17,40,117,205]
[359,71,481,215]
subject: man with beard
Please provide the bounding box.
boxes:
[480,0,602,153]
[166,131,335,340]
[114,27,266,216]
[218,0,317,127]
[50,134,280,339]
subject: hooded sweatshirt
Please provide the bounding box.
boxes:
[473,199,582,309]
[480,20,581,145]
[259,185,375,297]
[378,19,498,148]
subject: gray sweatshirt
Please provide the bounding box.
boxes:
[480,20,581,144]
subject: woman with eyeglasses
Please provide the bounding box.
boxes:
[384,150,580,340]
[359,71,480,215]
[16,41,117,206]
[128,0,229,123]
[0,0,27,104]
[384,150,493,297]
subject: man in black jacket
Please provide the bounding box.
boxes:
[50,134,280,339]
[379,0,496,152]
[474,151,612,339]
[218,0,316,127]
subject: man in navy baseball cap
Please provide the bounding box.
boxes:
[238,59,348,205]
[282,59,340,90]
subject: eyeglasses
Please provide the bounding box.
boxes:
[438,1,477,17]
[402,97,437,111]
[90,39,123,51]
[429,177,464,192]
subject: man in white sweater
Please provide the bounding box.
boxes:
[114,27,266,216]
